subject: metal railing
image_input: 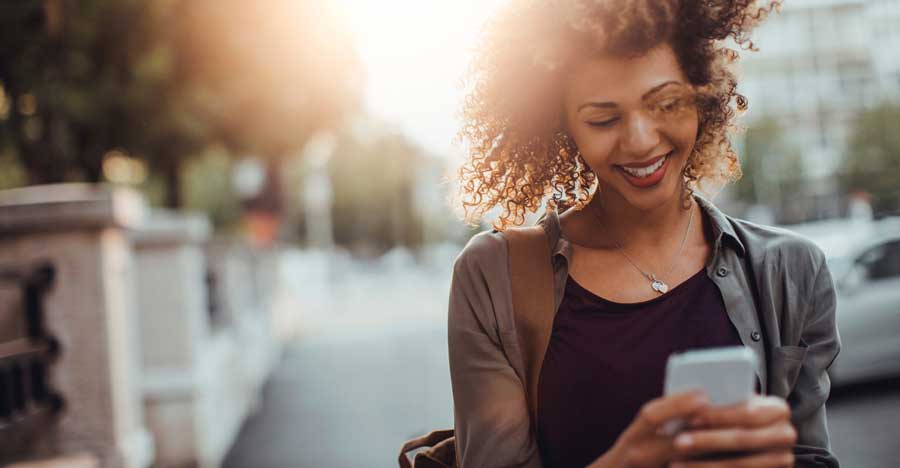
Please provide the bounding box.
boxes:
[0,262,63,458]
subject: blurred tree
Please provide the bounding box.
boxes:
[840,103,900,214]
[0,0,361,212]
[733,117,805,222]
[734,117,791,204]
[175,0,362,224]
[181,145,242,230]
[176,0,360,159]
[329,130,425,255]
[0,150,27,190]
[0,0,210,206]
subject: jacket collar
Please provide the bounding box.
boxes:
[537,193,746,263]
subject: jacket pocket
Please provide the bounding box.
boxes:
[769,345,808,398]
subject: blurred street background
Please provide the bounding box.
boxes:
[0,0,899,467]
[219,258,900,468]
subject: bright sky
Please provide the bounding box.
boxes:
[334,0,508,157]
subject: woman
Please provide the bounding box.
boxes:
[448,1,840,467]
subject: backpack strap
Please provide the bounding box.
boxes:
[396,225,556,468]
[398,429,456,468]
[505,225,556,430]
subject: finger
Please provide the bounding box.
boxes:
[689,396,790,429]
[674,422,797,457]
[626,391,709,438]
[619,435,674,467]
[671,450,795,468]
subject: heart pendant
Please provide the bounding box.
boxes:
[651,279,669,294]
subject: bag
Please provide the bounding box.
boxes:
[398,225,556,468]
[397,430,456,468]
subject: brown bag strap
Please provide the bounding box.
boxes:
[398,429,455,468]
[397,225,555,468]
[505,224,556,431]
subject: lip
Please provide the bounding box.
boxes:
[615,151,673,188]
[617,152,672,169]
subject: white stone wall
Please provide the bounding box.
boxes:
[0,185,283,468]
[135,212,279,468]
[0,184,154,468]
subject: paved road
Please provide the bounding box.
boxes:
[224,334,900,468]
[224,263,900,467]
[828,376,900,467]
[224,261,455,468]
[223,329,452,468]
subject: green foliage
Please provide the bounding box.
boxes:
[177,0,361,159]
[0,0,360,215]
[329,131,426,254]
[0,150,26,190]
[181,146,242,229]
[840,103,900,214]
[0,0,208,189]
[733,117,803,206]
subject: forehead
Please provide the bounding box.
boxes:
[564,45,687,107]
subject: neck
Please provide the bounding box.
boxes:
[587,186,695,251]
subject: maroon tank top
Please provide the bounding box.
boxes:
[536,269,744,468]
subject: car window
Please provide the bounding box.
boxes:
[860,240,900,281]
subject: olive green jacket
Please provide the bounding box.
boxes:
[448,196,841,467]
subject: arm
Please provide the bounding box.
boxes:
[448,235,543,468]
[792,255,841,467]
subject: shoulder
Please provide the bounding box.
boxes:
[728,216,827,272]
[452,229,509,279]
[726,216,831,306]
[448,229,515,340]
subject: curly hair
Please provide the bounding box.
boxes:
[456,0,781,229]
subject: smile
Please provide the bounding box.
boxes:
[618,152,671,178]
[614,151,674,189]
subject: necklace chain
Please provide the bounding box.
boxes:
[592,200,695,288]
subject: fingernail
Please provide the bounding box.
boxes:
[675,434,693,448]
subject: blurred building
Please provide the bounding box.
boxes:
[737,0,900,219]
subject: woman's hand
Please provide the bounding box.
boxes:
[669,395,797,468]
[588,391,710,468]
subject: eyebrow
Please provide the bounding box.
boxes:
[577,80,683,112]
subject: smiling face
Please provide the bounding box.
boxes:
[563,44,700,213]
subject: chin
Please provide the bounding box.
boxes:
[620,187,681,213]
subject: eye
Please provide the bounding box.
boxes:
[658,98,681,112]
[587,117,619,128]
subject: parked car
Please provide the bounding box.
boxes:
[788,217,900,386]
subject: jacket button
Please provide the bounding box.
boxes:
[751,331,761,342]
[716,267,729,277]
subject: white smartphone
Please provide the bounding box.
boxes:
[662,346,758,435]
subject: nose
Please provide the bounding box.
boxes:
[620,112,661,157]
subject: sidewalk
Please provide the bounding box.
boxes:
[224,257,455,468]
[223,331,452,468]
[222,254,900,468]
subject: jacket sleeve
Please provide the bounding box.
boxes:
[792,254,842,468]
[448,233,544,468]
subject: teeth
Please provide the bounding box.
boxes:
[622,155,667,178]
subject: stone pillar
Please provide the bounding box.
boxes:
[135,212,272,468]
[132,211,212,468]
[0,184,154,468]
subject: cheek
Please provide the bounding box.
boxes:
[675,109,701,150]
[568,128,619,173]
